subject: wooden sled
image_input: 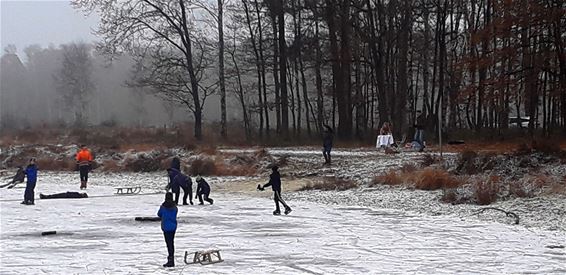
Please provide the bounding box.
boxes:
[184,250,223,265]
[115,186,141,195]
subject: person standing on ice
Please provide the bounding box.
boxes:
[75,144,93,189]
[167,168,193,205]
[258,166,292,215]
[157,192,178,268]
[21,158,38,205]
[195,176,214,205]
[322,125,334,165]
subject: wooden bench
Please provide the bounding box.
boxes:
[184,249,223,265]
[115,186,141,195]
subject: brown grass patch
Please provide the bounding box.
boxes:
[299,177,358,191]
[371,171,403,186]
[36,158,75,171]
[414,168,462,190]
[196,145,218,156]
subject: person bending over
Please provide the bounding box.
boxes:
[195,176,214,205]
[167,168,193,205]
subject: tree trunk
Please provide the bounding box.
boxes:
[218,0,227,138]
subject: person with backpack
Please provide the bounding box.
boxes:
[257,166,292,215]
[157,192,178,268]
[22,158,38,205]
[167,168,193,205]
[195,176,214,205]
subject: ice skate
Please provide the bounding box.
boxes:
[284,208,292,215]
[273,210,281,215]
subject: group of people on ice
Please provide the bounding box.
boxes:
[158,158,291,267]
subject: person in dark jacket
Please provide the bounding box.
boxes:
[258,166,292,215]
[322,125,334,164]
[22,158,38,205]
[157,192,178,268]
[413,110,426,152]
[39,192,88,199]
[0,166,25,189]
[170,157,181,171]
[195,176,214,205]
[167,168,193,205]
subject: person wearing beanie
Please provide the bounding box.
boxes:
[157,192,178,267]
[258,166,292,215]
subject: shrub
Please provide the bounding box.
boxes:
[415,168,462,190]
[124,154,168,172]
[101,160,121,172]
[456,150,479,174]
[189,157,216,175]
[473,177,500,205]
[215,163,257,176]
[299,177,358,191]
[421,154,437,167]
[531,140,561,155]
[36,158,75,171]
[371,170,403,186]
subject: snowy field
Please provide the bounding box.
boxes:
[1,174,566,274]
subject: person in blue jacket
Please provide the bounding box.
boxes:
[22,158,38,205]
[157,192,178,268]
[258,166,292,215]
[167,168,193,205]
[195,176,214,205]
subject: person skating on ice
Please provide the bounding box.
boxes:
[195,176,214,205]
[258,166,292,215]
[157,192,178,268]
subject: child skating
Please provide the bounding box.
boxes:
[157,192,178,267]
[195,176,214,205]
[167,168,193,205]
[258,166,292,215]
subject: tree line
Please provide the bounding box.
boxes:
[72,0,566,141]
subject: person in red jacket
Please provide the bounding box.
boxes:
[76,145,93,189]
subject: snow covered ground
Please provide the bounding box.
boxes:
[1,173,565,274]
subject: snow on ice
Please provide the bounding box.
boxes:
[1,172,565,274]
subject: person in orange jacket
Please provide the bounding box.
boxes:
[76,144,93,189]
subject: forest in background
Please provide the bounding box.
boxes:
[2,0,565,144]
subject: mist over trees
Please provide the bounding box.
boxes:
[0,43,190,129]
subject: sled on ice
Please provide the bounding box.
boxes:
[184,249,223,265]
[114,186,141,195]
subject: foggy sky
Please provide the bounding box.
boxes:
[1,0,98,57]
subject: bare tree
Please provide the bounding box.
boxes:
[53,42,95,127]
[73,0,212,140]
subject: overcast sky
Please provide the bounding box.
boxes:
[1,0,99,57]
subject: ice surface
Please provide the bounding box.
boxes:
[1,173,565,274]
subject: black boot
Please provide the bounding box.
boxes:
[163,256,174,267]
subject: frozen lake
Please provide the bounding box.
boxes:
[1,178,565,274]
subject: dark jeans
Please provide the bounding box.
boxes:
[323,145,332,163]
[163,231,175,259]
[24,181,36,203]
[414,129,425,148]
[79,165,90,182]
[198,193,213,204]
[273,190,290,212]
[173,184,192,205]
